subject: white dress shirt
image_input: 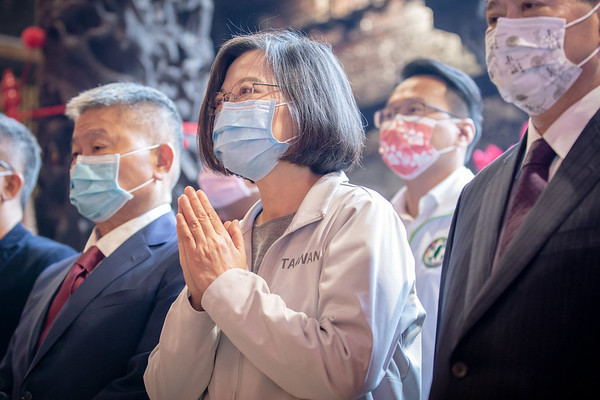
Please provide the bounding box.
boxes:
[84,203,172,261]
[391,166,474,400]
[527,84,600,181]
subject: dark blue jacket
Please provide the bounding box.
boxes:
[430,111,600,399]
[0,223,75,359]
[0,212,184,400]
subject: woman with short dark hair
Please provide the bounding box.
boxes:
[145,30,424,400]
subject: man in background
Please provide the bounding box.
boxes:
[0,82,185,399]
[197,166,260,221]
[0,113,76,360]
[375,58,482,399]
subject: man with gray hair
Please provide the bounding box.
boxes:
[0,113,76,361]
[0,82,185,400]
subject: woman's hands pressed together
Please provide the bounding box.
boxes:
[177,186,246,311]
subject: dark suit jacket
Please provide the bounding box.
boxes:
[0,212,184,400]
[0,223,76,359]
[430,111,600,400]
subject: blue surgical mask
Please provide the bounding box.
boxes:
[69,145,158,222]
[212,99,292,182]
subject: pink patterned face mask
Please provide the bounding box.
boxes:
[379,115,455,180]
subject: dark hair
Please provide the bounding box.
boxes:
[400,58,483,161]
[197,30,364,176]
[0,113,42,209]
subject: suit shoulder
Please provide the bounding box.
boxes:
[24,235,76,257]
[19,235,77,271]
[463,145,517,196]
[337,182,395,212]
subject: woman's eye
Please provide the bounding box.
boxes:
[487,15,499,26]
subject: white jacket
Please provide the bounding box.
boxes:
[144,172,425,400]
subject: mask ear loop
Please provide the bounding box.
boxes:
[565,2,600,29]
[436,145,457,155]
[120,144,162,194]
[567,3,600,67]
[577,46,600,67]
[126,177,155,194]
[120,144,161,158]
[269,100,296,145]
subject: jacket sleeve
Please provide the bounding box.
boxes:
[202,193,423,399]
[0,335,15,397]
[436,190,462,328]
[143,288,221,400]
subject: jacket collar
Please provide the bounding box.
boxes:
[29,212,176,367]
[0,222,30,264]
[457,111,600,342]
[239,171,348,236]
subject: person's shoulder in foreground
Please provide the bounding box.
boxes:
[0,113,77,359]
[0,82,185,400]
[430,1,600,399]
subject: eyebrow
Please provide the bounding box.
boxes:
[71,128,114,147]
[485,0,499,13]
[387,97,426,107]
[219,77,264,92]
[82,128,111,140]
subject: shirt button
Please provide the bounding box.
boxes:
[20,392,33,400]
[451,361,468,379]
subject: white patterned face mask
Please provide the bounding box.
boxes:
[486,3,600,116]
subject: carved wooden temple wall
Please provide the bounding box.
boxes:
[0,0,527,246]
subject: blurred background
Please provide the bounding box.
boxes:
[0,0,528,249]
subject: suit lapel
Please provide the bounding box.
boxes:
[460,114,600,339]
[23,255,77,361]
[30,212,175,368]
[462,142,523,307]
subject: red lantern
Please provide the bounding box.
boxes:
[21,26,46,49]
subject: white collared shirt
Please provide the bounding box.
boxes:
[391,165,474,399]
[83,203,172,260]
[527,85,600,181]
[392,166,474,228]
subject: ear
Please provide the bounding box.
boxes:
[152,143,175,181]
[1,173,24,202]
[454,118,476,150]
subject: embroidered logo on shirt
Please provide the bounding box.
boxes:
[423,238,446,268]
[281,251,321,269]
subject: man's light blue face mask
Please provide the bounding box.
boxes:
[69,145,158,222]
